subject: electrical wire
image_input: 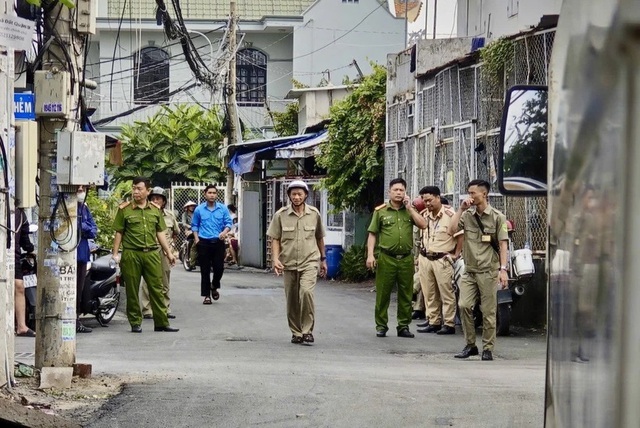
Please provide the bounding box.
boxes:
[110,0,128,110]
[0,136,10,249]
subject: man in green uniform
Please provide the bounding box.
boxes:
[449,179,508,360]
[267,180,327,345]
[367,178,427,338]
[112,177,178,333]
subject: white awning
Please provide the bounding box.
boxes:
[275,131,328,159]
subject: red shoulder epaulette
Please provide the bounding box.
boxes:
[118,201,130,209]
[149,201,161,209]
[443,205,454,217]
[374,203,386,211]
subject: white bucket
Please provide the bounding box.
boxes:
[513,249,535,278]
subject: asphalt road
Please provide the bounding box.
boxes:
[18,266,547,427]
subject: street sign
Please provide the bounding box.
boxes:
[14,93,36,120]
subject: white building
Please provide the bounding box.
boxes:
[90,0,404,135]
[456,0,561,39]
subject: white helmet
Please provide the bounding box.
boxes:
[287,180,309,195]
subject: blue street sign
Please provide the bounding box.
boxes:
[14,93,36,120]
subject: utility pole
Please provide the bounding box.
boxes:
[34,1,88,372]
[0,0,15,388]
[225,1,238,205]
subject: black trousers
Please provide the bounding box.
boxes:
[197,238,226,297]
[77,262,88,317]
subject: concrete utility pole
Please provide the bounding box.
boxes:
[0,0,15,389]
[225,1,238,205]
[34,1,85,371]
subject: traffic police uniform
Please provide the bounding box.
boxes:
[113,201,170,328]
[140,209,180,317]
[418,205,458,329]
[368,202,417,333]
[458,205,508,351]
[267,204,326,339]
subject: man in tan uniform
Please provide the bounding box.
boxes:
[140,187,180,319]
[449,179,509,361]
[267,180,327,345]
[416,186,461,335]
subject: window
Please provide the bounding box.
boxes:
[134,47,170,105]
[236,49,266,107]
[342,0,359,3]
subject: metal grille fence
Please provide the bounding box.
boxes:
[170,182,226,249]
[385,29,554,252]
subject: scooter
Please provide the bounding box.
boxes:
[79,248,121,326]
[453,220,535,336]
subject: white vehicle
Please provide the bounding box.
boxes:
[498,0,640,426]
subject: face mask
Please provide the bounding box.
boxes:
[77,192,86,203]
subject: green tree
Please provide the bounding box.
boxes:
[110,105,225,187]
[317,65,386,212]
[84,181,132,250]
[272,102,299,137]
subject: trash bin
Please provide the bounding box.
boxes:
[325,245,344,279]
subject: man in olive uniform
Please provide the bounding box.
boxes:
[449,179,508,360]
[417,186,461,335]
[140,187,180,320]
[267,180,327,345]
[367,178,427,338]
[112,177,179,333]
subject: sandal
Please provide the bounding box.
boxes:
[203,297,212,305]
[16,329,36,337]
[212,290,220,301]
[291,335,303,344]
[302,333,314,343]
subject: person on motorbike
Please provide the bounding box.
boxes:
[76,186,98,333]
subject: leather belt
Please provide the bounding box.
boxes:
[380,248,411,259]
[125,247,159,252]
[420,250,451,261]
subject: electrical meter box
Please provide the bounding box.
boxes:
[57,131,105,186]
[75,0,97,34]
[15,121,38,208]
[35,70,70,118]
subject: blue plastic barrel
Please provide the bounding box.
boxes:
[325,245,344,279]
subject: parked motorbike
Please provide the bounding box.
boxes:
[80,248,121,326]
[453,220,535,336]
[20,252,37,331]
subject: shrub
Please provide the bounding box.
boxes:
[84,182,131,250]
[338,244,374,283]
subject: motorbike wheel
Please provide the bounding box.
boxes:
[182,242,195,271]
[497,303,511,336]
[96,285,120,325]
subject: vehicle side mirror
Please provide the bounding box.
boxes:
[498,85,549,196]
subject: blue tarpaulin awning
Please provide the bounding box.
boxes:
[228,131,328,175]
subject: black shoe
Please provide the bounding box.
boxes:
[411,310,426,320]
[454,345,479,358]
[397,328,415,338]
[436,325,456,335]
[154,326,180,332]
[416,321,430,328]
[167,314,176,319]
[376,329,388,338]
[291,335,303,344]
[76,323,92,333]
[418,324,441,333]
[143,314,153,319]
[481,350,493,361]
[131,325,142,333]
[302,333,314,343]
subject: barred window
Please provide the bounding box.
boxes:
[134,47,170,105]
[236,49,266,107]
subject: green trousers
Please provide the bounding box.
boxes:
[121,249,169,328]
[375,252,414,332]
[458,271,498,351]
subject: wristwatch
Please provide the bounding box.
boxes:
[320,256,327,261]
[500,265,508,271]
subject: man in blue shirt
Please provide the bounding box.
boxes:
[191,185,233,304]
